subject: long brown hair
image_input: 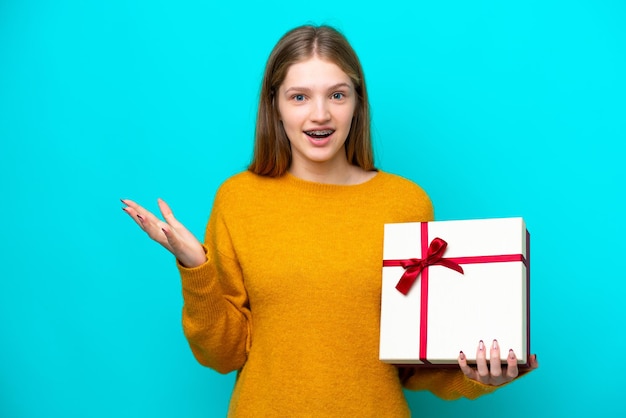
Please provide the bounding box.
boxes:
[248,25,374,177]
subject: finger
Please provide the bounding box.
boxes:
[122,200,169,244]
[157,198,177,223]
[147,219,171,245]
[157,198,188,234]
[476,340,489,381]
[121,198,148,213]
[158,198,188,231]
[457,351,475,379]
[529,353,539,369]
[157,198,199,243]
[121,201,144,228]
[489,339,503,379]
[121,199,155,225]
[160,225,178,252]
[505,349,519,380]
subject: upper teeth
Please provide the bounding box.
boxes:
[306,130,333,136]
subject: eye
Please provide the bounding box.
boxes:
[331,92,345,100]
[292,94,306,102]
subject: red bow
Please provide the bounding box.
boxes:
[388,238,464,295]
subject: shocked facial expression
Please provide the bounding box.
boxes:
[277,56,357,172]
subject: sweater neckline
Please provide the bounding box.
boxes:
[281,170,382,194]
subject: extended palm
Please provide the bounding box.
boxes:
[121,198,206,268]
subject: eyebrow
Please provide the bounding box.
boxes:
[283,82,353,95]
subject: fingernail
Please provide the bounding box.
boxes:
[459,351,465,360]
[492,339,498,350]
[161,228,168,235]
[136,214,144,222]
[120,199,127,205]
[509,349,515,359]
[121,207,128,213]
[479,340,484,350]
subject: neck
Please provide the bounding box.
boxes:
[288,159,373,185]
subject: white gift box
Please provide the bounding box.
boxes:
[379,217,530,366]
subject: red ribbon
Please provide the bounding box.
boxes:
[383,237,464,295]
[382,222,527,363]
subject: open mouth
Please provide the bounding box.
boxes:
[304,129,334,139]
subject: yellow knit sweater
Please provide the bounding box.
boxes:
[177,170,496,417]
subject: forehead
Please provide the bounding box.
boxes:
[280,56,353,89]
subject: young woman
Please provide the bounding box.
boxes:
[122,24,537,416]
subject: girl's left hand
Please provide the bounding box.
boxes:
[458,340,539,386]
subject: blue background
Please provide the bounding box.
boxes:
[1,0,624,416]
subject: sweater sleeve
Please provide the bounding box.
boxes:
[177,193,251,374]
[401,367,497,400]
[401,366,535,400]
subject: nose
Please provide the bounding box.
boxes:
[310,97,330,123]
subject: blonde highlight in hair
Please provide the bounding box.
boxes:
[248,25,374,177]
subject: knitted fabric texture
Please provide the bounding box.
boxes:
[178,170,496,417]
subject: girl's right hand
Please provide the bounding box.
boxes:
[121,198,207,268]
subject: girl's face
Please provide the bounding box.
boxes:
[277,56,357,175]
